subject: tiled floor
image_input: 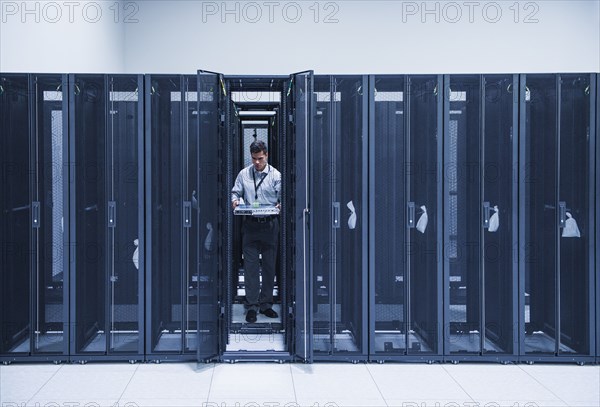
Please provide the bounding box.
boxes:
[1,362,598,407]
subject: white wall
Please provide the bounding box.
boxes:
[123,0,600,74]
[1,0,125,72]
[2,1,599,74]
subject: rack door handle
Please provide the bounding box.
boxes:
[108,201,116,228]
[183,201,192,228]
[407,202,415,228]
[332,202,340,229]
[483,202,490,229]
[32,201,40,228]
[559,201,567,228]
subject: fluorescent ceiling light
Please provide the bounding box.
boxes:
[238,111,277,116]
[232,91,281,102]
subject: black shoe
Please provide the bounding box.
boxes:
[246,310,257,323]
[260,308,278,318]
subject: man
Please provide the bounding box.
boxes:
[231,140,281,323]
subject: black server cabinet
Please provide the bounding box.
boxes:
[196,71,224,361]
[369,75,443,361]
[519,74,596,363]
[443,75,519,361]
[311,76,368,361]
[597,74,600,365]
[145,75,204,361]
[1,74,69,363]
[69,74,144,361]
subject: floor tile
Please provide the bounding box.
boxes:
[442,364,565,404]
[118,397,209,406]
[565,401,600,407]
[296,397,388,406]
[468,399,568,407]
[291,363,384,401]
[0,364,62,404]
[121,363,213,399]
[384,399,480,407]
[59,362,140,373]
[32,365,137,401]
[26,398,121,407]
[205,398,298,407]
[135,361,206,374]
[209,363,295,399]
[367,363,472,400]
[518,364,600,406]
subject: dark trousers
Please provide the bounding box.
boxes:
[242,217,279,312]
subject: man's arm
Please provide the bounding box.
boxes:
[274,171,282,209]
[231,170,244,209]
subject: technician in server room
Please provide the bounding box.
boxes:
[231,140,282,323]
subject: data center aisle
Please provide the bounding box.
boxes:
[1,362,599,406]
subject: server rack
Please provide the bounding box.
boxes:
[597,74,600,365]
[442,75,519,362]
[290,70,315,363]
[1,74,69,363]
[221,76,289,360]
[311,75,334,358]
[145,75,206,361]
[220,74,312,362]
[369,75,444,362]
[518,74,596,363]
[281,76,293,359]
[69,74,144,362]
[310,75,368,362]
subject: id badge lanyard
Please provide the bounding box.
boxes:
[252,164,270,206]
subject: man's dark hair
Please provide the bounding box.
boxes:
[250,140,268,154]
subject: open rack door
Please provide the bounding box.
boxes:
[196,70,225,362]
[290,71,314,362]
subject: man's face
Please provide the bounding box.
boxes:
[251,151,268,172]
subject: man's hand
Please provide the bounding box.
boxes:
[232,200,239,210]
